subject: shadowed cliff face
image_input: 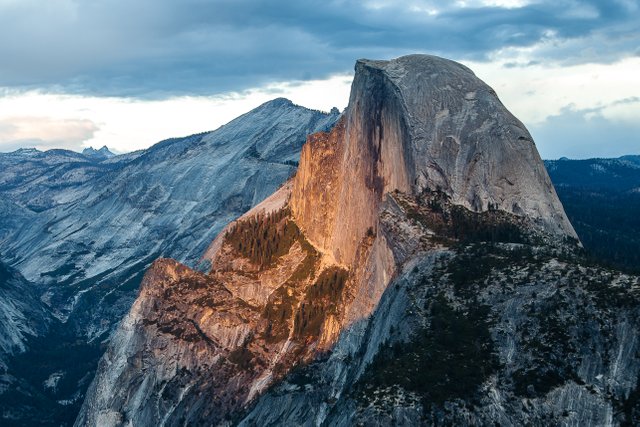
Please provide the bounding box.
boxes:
[0,261,51,366]
[75,55,623,427]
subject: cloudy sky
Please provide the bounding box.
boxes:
[0,0,638,159]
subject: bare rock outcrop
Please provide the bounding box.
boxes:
[76,55,610,427]
[292,55,576,268]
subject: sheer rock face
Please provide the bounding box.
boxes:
[77,55,602,427]
[292,55,577,265]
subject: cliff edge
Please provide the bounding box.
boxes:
[74,56,638,427]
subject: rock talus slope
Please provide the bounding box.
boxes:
[78,55,639,426]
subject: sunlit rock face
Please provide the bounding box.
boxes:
[292,55,577,267]
[78,55,640,427]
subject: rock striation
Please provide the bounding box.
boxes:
[77,55,640,427]
[0,260,54,422]
[0,260,51,369]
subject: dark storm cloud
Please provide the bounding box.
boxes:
[0,0,638,97]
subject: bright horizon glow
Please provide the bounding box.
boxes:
[0,74,353,154]
[1,57,638,159]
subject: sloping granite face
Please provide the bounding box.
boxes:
[0,261,51,368]
[75,258,264,427]
[370,56,577,238]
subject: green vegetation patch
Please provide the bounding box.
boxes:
[3,323,104,426]
[293,267,349,339]
[513,290,581,397]
[358,293,499,408]
[393,190,530,245]
[443,243,539,298]
[262,285,298,343]
[305,267,349,305]
[545,156,640,272]
[448,205,528,244]
[225,207,301,270]
[583,275,639,310]
[228,345,255,370]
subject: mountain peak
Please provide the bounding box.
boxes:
[9,147,40,156]
[77,55,587,426]
[369,54,576,237]
[82,145,115,159]
[260,97,294,109]
[357,54,475,77]
[291,54,577,267]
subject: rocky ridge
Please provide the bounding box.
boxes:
[82,146,116,160]
[77,55,639,426]
[0,98,339,337]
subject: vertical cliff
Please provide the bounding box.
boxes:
[75,55,637,427]
[292,56,576,265]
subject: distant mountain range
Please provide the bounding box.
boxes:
[81,146,116,160]
[546,155,640,191]
[546,155,640,273]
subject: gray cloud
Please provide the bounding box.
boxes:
[530,103,640,159]
[0,0,638,98]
